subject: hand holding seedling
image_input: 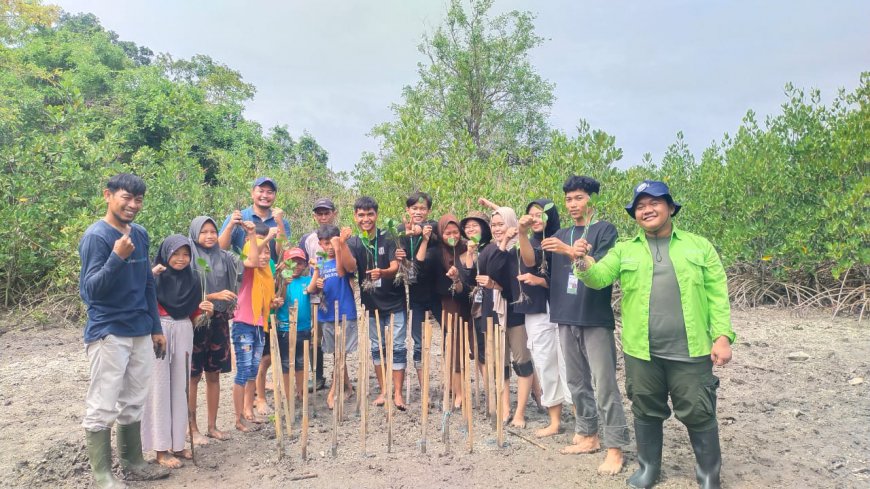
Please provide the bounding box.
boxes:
[199,300,214,316]
[572,238,592,259]
[113,234,135,260]
[421,224,433,241]
[266,227,279,241]
[316,277,324,289]
[230,210,243,227]
[367,268,382,281]
[446,266,459,280]
[517,273,543,286]
[241,220,256,235]
[476,274,494,289]
[467,239,478,253]
[541,237,571,256]
[395,248,407,261]
[152,333,167,360]
[151,264,166,276]
[518,215,534,233]
[209,289,237,302]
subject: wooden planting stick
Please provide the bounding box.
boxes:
[339,314,347,422]
[458,317,467,422]
[496,323,506,448]
[440,309,447,399]
[463,321,473,453]
[386,314,395,453]
[288,303,298,435]
[331,310,341,457]
[420,312,432,454]
[301,339,310,461]
[268,314,285,460]
[359,308,368,455]
[406,308,413,405]
[184,352,196,466]
[486,317,495,424]
[472,320,479,412]
[441,313,453,451]
[311,304,319,419]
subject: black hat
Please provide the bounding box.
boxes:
[625,180,681,218]
[313,198,336,211]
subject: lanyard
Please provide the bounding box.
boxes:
[409,235,421,261]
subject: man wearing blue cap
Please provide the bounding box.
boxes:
[573,180,735,489]
[218,177,291,261]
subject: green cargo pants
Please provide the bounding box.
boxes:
[624,354,719,432]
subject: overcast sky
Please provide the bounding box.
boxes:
[53,0,870,172]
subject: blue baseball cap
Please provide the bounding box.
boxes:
[253,177,277,191]
[625,180,681,218]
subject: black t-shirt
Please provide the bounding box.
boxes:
[398,221,440,303]
[548,221,617,328]
[502,239,549,316]
[479,243,521,326]
[347,230,404,313]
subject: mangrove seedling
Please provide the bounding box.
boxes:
[194,257,212,329]
[447,237,461,296]
[356,229,378,293]
[510,241,530,305]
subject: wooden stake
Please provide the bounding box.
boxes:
[458,317,467,422]
[311,304,319,419]
[386,314,395,453]
[359,308,368,455]
[486,317,495,423]
[463,321,473,453]
[472,320,480,412]
[441,313,453,451]
[420,312,432,454]
[496,323,506,448]
[269,314,285,459]
[331,315,341,458]
[440,309,447,400]
[338,314,346,422]
[184,352,196,466]
[288,303,298,436]
[301,339,310,461]
[406,308,413,405]
[374,310,387,411]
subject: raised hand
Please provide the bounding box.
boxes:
[113,234,135,260]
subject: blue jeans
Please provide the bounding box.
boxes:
[369,310,407,370]
[410,298,442,368]
[232,322,264,386]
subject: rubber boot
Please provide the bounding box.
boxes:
[688,425,722,489]
[627,419,663,489]
[116,422,170,481]
[86,429,127,489]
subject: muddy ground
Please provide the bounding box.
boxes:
[0,308,868,489]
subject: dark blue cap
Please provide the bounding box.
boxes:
[253,177,277,191]
[625,180,681,218]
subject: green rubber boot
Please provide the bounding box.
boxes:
[85,429,127,489]
[627,419,663,488]
[116,422,170,481]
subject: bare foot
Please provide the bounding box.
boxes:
[254,400,271,416]
[190,431,209,446]
[326,389,336,410]
[560,433,601,454]
[597,448,624,475]
[206,428,230,441]
[394,392,407,411]
[244,412,267,424]
[235,419,262,432]
[373,394,386,407]
[535,423,561,438]
[173,449,193,460]
[510,416,526,429]
[155,451,183,469]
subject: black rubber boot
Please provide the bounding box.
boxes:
[86,429,127,489]
[688,425,722,489]
[116,422,170,481]
[627,419,663,488]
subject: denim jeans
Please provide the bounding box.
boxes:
[369,310,407,370]
[410,298,442,367]
[232,322,264,386]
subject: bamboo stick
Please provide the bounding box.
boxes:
[287,303,298,436]
[486,317,495,424]
[420,312,432,454]
[269,314,285,459]
[441,313,453,451]
[386,314,395,453]
[311,303,319,419]
[301,339,310,461]
[331,309,340,457]
[463,321,473,453]
[496,323,506,448]
[338,314,346,422]
[359,308,368,455]
[374,310,387,409]
[184,352,195,466]
[440,309,447,400]
[458,317,467,422]
[406,308,413,404]
[472,319,480,413]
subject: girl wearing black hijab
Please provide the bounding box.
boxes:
[142,235,213,469]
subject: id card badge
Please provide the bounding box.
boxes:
[566,273,579,295]
[473,287,484,304]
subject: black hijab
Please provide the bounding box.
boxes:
[154,234,202,320]
[526,199,560,241]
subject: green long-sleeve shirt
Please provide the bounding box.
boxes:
[578,225,736,361]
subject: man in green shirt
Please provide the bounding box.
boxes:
[574,180,735,489]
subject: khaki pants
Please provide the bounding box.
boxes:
[82,334,153,432]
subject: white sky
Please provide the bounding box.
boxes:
[52,0,870,172]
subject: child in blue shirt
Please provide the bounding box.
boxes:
[307,224,357,410]
[276,247,312,404]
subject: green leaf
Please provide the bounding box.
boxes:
[543,202,554,212]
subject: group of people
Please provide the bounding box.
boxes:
[78,172,735,489]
